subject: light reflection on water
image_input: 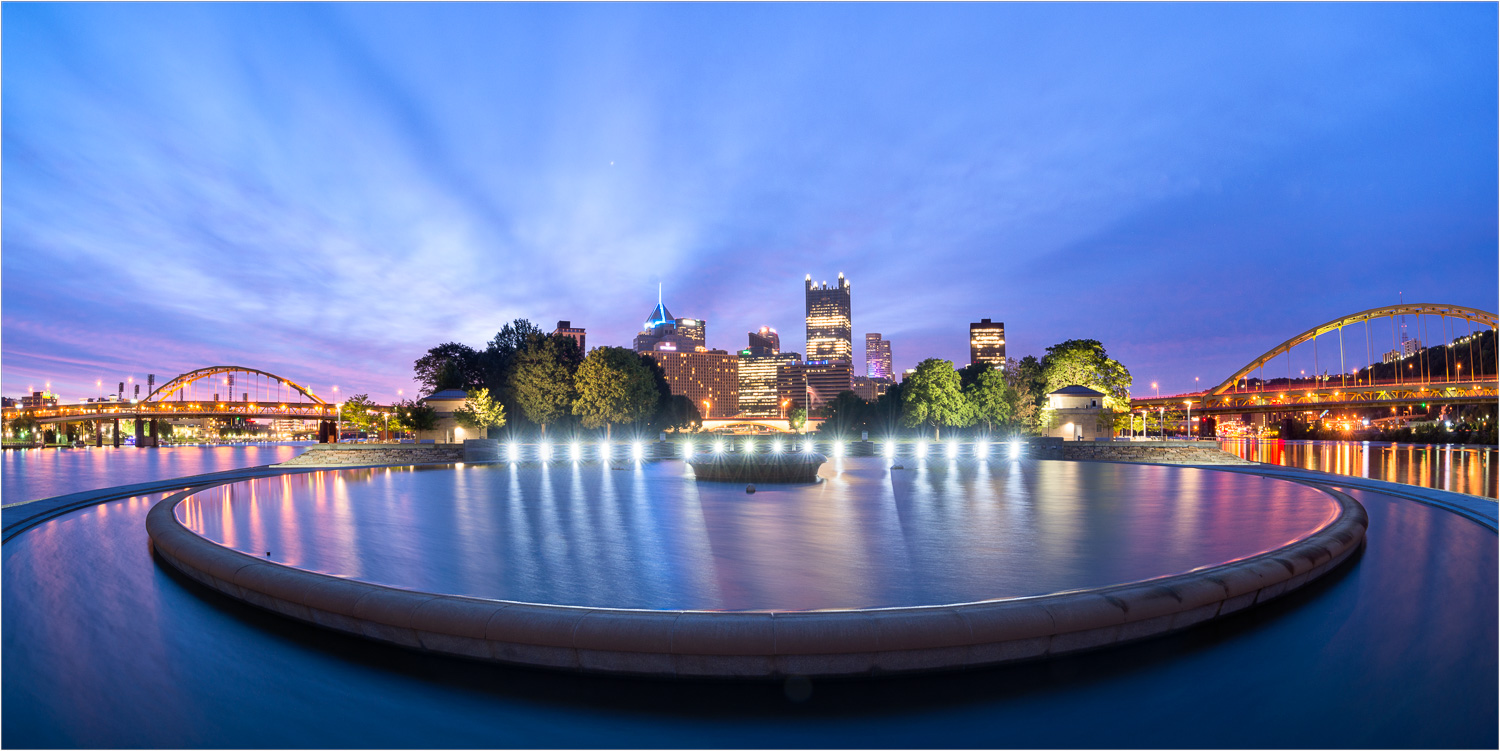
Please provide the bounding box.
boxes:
[178,458,1338,611]
[1219,440,1498,499]
[1,443,310,503]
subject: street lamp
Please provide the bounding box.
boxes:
[1152,382,1159,398]
[1184,400,1193,440]
[383,411,390,442]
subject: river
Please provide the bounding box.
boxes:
[1217,439,1497,499]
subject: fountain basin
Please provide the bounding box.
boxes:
[146,459,1368,677]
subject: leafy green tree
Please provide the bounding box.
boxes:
[965,367,1015,434]
[1005,355,1046,435]
[7,413,39,442]
[390,399,438,438]
[340,393,378,432]
[572,347,660,439]
[639,354,677,427]
[817,390,866,437]
[655,394,703,433]
[901,358,973,439]
[414,342,482,394]
[788,407,808,433]
[957,361,992,390]
[867,381,905,437]
[1041,339,1132,412]
[479,319,546,427]
[513,334,581,437]
[453,387,507,437]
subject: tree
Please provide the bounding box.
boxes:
[7,413,39,443]
[639,353,677,427]
[1040,339,1132,412]
[788,407,808,433]
[513,334,580,437]
[868,381,905,438]
[390,399,438,438]
[655,394,703,433]
[966,367,1015,434]
[478,319,546,422]
[817,390,866,437]
[957,361,993,390]
[414,342,482,394]
[1006,355,1046,435]
[340,393,378,432]
[453,387,507,437]
[901,358,972,439]
[572,347,660,439]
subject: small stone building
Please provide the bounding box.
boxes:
[419,389,474,444]
[1045,385,1108,441]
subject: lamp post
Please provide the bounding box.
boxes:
[332,386,340,442]
[383,411,390,442]
[1158,407,1164,439]
[1152,382,1159,398]
[1184,400,1193,441]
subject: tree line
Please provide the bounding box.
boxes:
[404,319,702,439]
[817,339,1133,439]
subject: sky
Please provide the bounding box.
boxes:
[4,3,1496,404]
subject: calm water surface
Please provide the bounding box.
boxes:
[179,459,1337,610]
[1,443,310,503]
[1218,439,1498,499]
[3,467,1493,747]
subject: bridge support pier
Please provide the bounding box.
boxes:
[95,420,103,448]
[134,419,145,448]
[149,419,159,448]
[113,419,120,448]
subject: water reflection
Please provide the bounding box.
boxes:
[177,459,1338,611]
[1219,440,1498,499]
[1,444,310,503]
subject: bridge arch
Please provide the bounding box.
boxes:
[1208,303,1497,397]
[145,366,327,405]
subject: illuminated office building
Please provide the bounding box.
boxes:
[633,286,708,353]
[851,375,889,402]
[737,350,800,418]
[805,273,852,362]
[969,318,1006,368]
[777,359,853,415]
[646,349,739,419]
[865,333,892,380]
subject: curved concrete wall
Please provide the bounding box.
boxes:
[146,479,1368,678]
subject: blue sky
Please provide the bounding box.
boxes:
[4,3,1495,403]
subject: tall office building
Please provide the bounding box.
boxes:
[865,333,893,380]
[777,359,854,415]
[850,375,890,402]
[805,273,852,362]
[747,326,781,356]
[552,321,586,352]
[737,350,801,417]
[633,286,708,353]
[969,318,1006,368]
[645,349,740,419]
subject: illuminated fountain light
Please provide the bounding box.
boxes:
[1009,439,1023,459]
[975,440,989,459]
[833,441,844,457]
[772,439,783,454]
[803,440,816,454]
[569,442,582,462]
[538,442,552,462]
[746,439,756,454]
[682,441,694,458]
[946,441,959,460]
[713,440,724,454]
[506,442,519,462]
[631,442,644,461]
[599,441,610,461]
[915,441,929,459]
[884,442,897,458]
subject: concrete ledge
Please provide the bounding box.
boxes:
[1061,442,1255,464]
[146,473,1369,678]
[277,444,464,467]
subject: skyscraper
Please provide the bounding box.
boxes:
[747,326,780,356]
[805,273,852,362]
[970,318,1006,368]
[865,333,892,380]
[737,350,801,417]
[646,349,740,419]
[634,286,709,353]
[777,359,854,415]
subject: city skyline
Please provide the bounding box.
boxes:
[3,4,1496,403]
